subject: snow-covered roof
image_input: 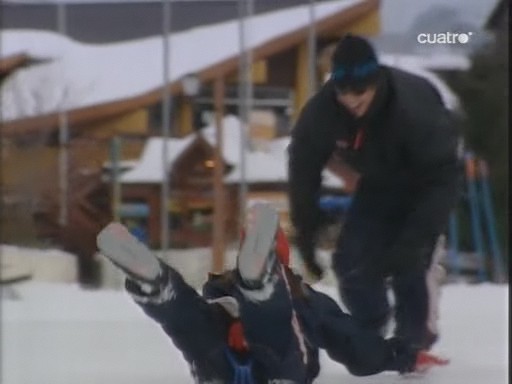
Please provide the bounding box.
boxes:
[120,115,345,189]
[120,136,194,183]
[256,135,344,189]
[1,30,75,61]
[199,115,246,166]
[224,151,288,184]
[1,0,363,122]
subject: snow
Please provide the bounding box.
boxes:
[1,244,78,283]
[224,150,288,184]
[1,30,75,60]
[198,115,246,166]
[1,246,508,384]
[120,135,195,183]
[0,0,362,121]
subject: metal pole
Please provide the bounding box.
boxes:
[161,0,172,251]
[212,77,226,273]
[307,0,317,97]
[110,136,121,222]
[237,0,254,230]
[57,1,68,226]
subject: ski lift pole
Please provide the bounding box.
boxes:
[110,136,121,222]
[237,0,254,230]
[212,77,226,274]
[160,0,172,251]
[464,152,487,281]
[477,159,505,282]
[57,1,68,227]
[307,0,317,97]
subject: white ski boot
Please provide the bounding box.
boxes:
[97,222,163,285]
[237,202,280,289]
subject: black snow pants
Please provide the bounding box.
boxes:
[332,198,439,350]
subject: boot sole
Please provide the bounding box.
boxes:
[97,222,161,283]
[237,203,280,288]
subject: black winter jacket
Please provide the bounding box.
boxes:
[288,66,463,263]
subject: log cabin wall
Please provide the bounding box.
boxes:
[120,136,239,249]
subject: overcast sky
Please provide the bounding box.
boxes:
[380,0,498,33]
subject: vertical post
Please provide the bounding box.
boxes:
[465,152,487,281]
[237,0,254,233]
[307,0,317,97]
[57,2,68,226]
[110,136,121,222]
[478,159,505,282]
[294,43,310,122]
[161,0,172,251]
[212,77,226,274]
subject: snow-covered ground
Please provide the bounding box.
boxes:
[1,246,508,384]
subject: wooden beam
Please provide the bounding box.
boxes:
[337,7,381,37]
[0,54,30,76]
[176,98,194,137]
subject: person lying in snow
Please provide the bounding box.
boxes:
[97,203,448,384]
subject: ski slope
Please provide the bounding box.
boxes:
[2,279,507,384]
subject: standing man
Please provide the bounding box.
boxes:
[288,34,463,352]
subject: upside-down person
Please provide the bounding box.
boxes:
[97,203,448,384]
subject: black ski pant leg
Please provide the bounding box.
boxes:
[127,266,230,378]
[232,268,309,382]
[391,241,437,349]
[307,289,416,376]
[332,214,391,333]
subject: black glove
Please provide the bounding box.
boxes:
[387,337,418,374]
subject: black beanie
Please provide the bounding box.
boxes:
[330,34,380,90]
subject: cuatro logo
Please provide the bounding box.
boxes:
[417,32,473,44]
